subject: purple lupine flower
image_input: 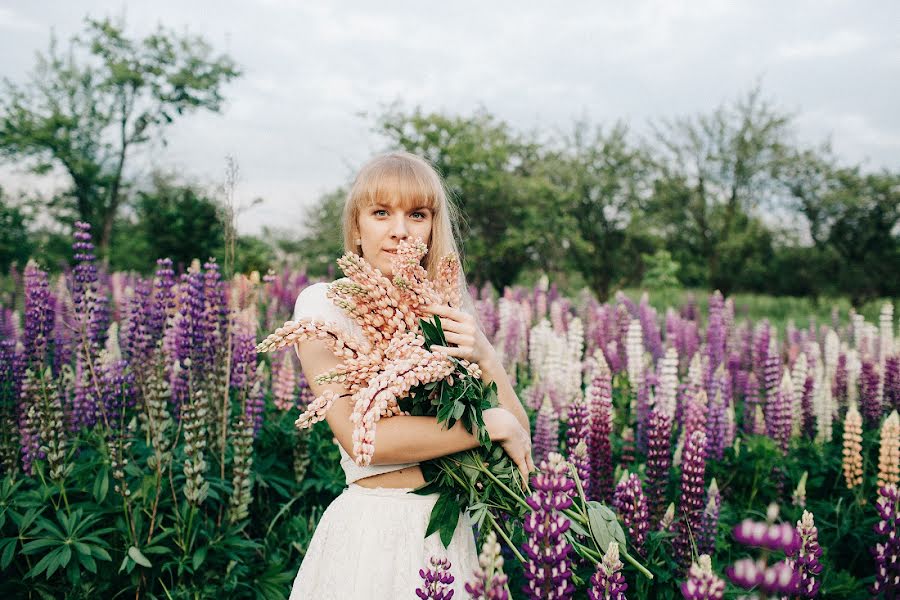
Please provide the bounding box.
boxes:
[885,356,900,413]
[675,430,708,570]
[0,340,24,475]
[588,542,627,600]
[201,259,228,368]
[680,554,725,600]
[533,396,560,466]
[613,472,649,556]
[752,321,770,388]
[833,353,848,408]
[860,360,882,428]
[705,387,725,461]
[872,484,900,598]
[697,479,720,557]
[705,291,726,375]
[171,268,206,413]
[51,276,74,374]
[72,222,109,352]
[417,555,455,600]
[152,258,177,340]
[638,293,663,361]
[587,370,614,503]
[23,261,54,368]
[565,394,590,489]
[800,375,817,440]
[120,277,152,363]
[726,558,799,595]
[101,359,136,429]
[521,452,576,600]
[789,510,822,598]
[767,372,792,455]
[645,408,673,527]
[682,389,709,450]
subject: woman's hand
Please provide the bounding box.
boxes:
[423,304,495,368]
[484,407,535,483]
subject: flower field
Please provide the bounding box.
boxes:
[0,223,898,599]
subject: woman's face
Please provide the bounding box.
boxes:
[356,199,433,278]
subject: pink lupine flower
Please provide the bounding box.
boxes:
[272,352,297,411]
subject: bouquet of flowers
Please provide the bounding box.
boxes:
[255,239,651,581]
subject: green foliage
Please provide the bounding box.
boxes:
[0,188,32,273]
[640,249,680,291]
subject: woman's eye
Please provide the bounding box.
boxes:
[411,211,427,220]
[375,209,388,217]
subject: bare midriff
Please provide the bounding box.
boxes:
[354,464,427,489]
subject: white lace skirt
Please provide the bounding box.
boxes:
[289,483,480,599]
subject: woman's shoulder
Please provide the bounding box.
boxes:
[291,279,350,322]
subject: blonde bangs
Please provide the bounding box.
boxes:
[342,151,468,299]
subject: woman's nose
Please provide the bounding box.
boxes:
[390,216,408,238]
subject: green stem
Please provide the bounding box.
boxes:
[486,512,526,564]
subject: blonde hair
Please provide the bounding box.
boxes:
[342,151,463,282]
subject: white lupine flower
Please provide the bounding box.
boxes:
[688,353,703,390]
[824,329,840,378]
[625,319,644,387]
[846,348,861,404]
[658,347,679,419]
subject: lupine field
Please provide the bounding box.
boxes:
[1,222,898,599]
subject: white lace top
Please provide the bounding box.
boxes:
[292,281,420,484]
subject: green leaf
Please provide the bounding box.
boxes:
[192,546,207,570]
[21,538,59,554]
[0,538,17,570]
[587,501,627,554]
[79,551,97,574]
[425,493,461,549]
[128,545,152,568]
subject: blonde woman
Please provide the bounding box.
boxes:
[288,151,534,598]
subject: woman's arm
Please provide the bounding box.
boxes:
[295,338,533,476]
[477,352,530,435]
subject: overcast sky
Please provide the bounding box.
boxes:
[1,1,898,235]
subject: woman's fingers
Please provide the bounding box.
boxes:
[429,345,473,360]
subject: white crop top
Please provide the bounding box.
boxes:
[292,281,420,484]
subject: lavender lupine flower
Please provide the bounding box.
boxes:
[680,554,725,600]
[565,394,590,488]
[588,367,614,503]
[613,472,649,556]
[465,530,509,600]
[860,359,882,428]
[417,556,455,600]
[675,430,709,570]
[732,519,800,554]
[697,479,720,557]
[172,268,206,413]
[588,542,627,600]
[872,484,900,598]
[521,452,576,600]
[787,510,822,598]
[638,293,663,361]
[533,396,560,466]
[645,408,673,526]
[743,372,764,435]
[705,387,725,461]
[885,356,900,413]
[726,558,799,595]
[23,261,54,368]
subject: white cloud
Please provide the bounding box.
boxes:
[0,7,41,31]
[775,30,869,60]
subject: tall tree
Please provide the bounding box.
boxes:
[646,87,792,293]
[542,120,648,299]
[0,16,240,256]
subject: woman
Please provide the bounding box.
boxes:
[288,151,534,599]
